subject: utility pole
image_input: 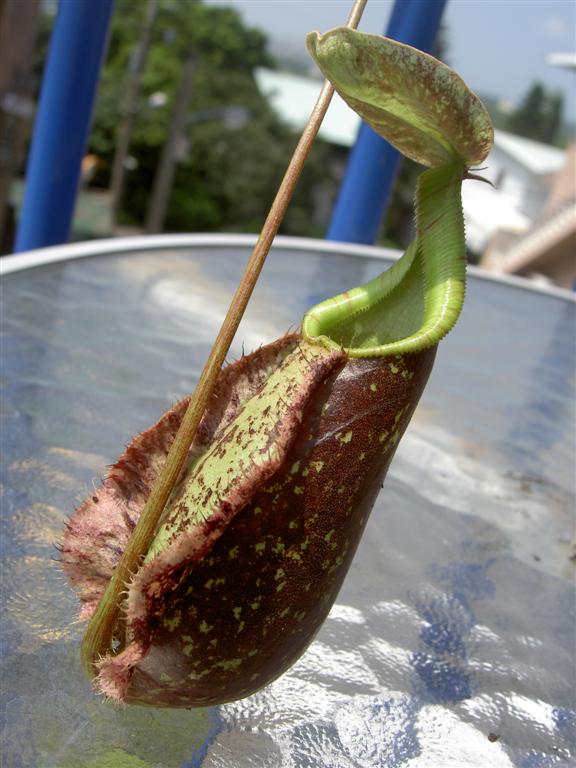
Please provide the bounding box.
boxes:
[145,51,196,233]
[109,0,157,226]
[14,0,114,252]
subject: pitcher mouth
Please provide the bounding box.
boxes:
[302,162,467,359]
[303,24,494,361]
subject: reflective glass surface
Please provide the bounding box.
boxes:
[2,241,575,767]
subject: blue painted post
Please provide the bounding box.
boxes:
[326,0,448,244]
[14,0,115,252]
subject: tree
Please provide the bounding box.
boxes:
[88,0,334,235]
[507,82,564,145]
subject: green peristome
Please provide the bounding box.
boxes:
[307,27,494,168]
[302,161,467,358]
[302,30,495,359]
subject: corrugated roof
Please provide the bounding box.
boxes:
[254,67,360,147]
[493,130,565,175]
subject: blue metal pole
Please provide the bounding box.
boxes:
[326,0,448,244]
[14,0,115,252]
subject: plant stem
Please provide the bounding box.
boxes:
[81,0,368,680]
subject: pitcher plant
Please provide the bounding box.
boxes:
[62,18,493,707]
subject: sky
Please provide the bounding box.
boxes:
[205,0,576,125]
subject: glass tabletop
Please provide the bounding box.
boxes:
[1,236,575,767]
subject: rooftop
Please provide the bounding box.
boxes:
[254,67,359,147]
[493,130,566,176]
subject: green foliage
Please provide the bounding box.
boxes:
[88,0,334,234]
[507,82,564,145]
